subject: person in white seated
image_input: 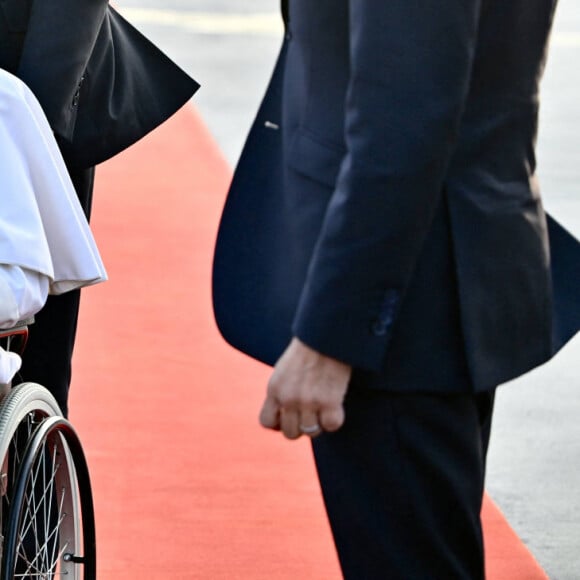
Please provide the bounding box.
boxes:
[0,69,107,386]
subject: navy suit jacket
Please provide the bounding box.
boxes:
[213,0,580,392]
[0,0,199,168]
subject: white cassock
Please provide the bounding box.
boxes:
[0,69,107,383]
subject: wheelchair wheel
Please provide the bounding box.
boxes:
[0,384,96,579]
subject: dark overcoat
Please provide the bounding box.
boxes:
[0,0,198,167]
[214,0,579,392]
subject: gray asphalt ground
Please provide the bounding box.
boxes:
[117,2,580,577]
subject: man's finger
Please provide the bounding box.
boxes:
[259,396,281,431]
[299,410,322,437]
[319,404,345,433]
[280,407,302,440]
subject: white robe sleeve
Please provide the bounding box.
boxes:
[0,265,49,329]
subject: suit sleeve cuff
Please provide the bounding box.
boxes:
[292,288,401,371]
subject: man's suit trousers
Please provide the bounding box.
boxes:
[312,387,495,580]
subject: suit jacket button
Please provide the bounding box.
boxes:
[372,320,388,336]
[71,75,85,108]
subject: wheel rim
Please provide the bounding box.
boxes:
[2,417,95,580]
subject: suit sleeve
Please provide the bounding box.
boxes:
[292,0,482,371]
[17,0,109,141]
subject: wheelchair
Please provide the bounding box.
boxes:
[0,321,96,579]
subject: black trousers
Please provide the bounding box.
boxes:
[312,387,495,580]
[15,164,95,417]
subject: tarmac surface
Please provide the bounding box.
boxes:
[116,2,580,577]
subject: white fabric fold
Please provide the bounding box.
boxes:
[0,265,49,329]
[0,69,108,383]
[0,349,21,387]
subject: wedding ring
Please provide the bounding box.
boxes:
[299,423,321,435]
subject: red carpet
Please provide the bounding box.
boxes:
[69,105,548,579]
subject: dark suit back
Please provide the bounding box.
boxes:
[0,0,198,167]
[214,0,579,392]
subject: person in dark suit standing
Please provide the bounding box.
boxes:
[0,0,198,415]
[213,0,580,578]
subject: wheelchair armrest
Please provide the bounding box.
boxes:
[0,317,34,355]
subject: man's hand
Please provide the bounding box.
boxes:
[259,338,352,440]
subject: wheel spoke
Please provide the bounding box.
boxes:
[15,441,68,576]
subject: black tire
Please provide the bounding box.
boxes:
[0,385,96,579]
